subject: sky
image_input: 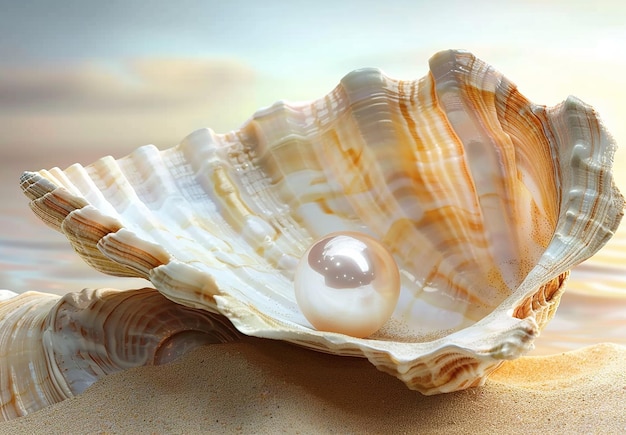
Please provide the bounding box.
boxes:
[1,0,625,160]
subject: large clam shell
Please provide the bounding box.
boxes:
[17,49,623,394]
[0,288,240,420]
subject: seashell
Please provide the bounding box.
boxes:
[0,288,241,421]
[18,49,623,395]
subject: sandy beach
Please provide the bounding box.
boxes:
[1,338,624,434]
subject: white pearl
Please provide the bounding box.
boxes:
[294,232,400,338]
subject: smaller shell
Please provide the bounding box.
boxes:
[0,288,241,421]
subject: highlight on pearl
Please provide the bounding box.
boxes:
[294,232,401,338]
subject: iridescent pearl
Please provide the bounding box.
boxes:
[294,232,400,338]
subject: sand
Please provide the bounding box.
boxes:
[0,338,624,434]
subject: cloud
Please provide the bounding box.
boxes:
[0,58,261,158]
[0,58,257,112]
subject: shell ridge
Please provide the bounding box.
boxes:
[431,50,534,296]
[531,96,625,284]
[397,73,500,311]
